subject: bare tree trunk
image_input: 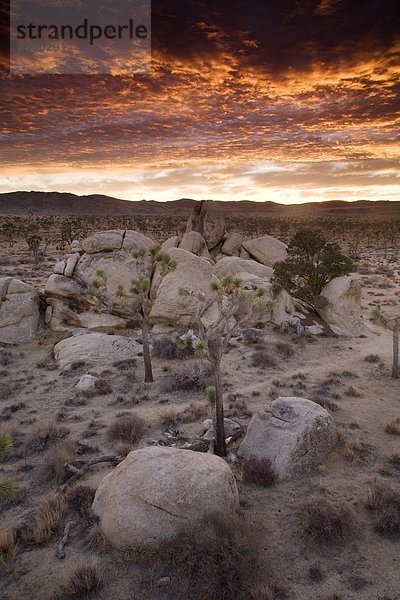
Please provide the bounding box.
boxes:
[392,319,399,379]
[142,314,154,383]
[213,359,226,457]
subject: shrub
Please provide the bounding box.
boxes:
[242,329,263,345]
[384,417,400,435]
[159,362,212,393]
[275,341,295,358]
[0,528,17,574]
[251,349,276,368]
[364,354,381,363]
[152,334,193,360]
[0,431,13,460]
[345,385,362,398]
[0,477,15,501]
[51,559,103,599]
[273,229,354,310]
[31,491,67,544]
[39,441,74,484]
[28,420,69,452]
[242,456,277,487]
[297,496,356,545]
[108,413,145,445]
[83,524,110,553]
[178,402,208,423]
[365,479,400,535]
[66,485,95,517]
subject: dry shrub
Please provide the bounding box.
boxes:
[130,513,265,600]
[40,441,74,484]
[28,420,69,452]
[51,559,103,599]
[387,453,400,471]
[0,348,12,367]
[227,399,252,418]
[83,524,110,553]
[297,496,357,545]
[159,406,178,428]
[114,441,136,457]
[345,385,362,398]
[31,491,67,544]
[80,378,112,398]
[338,429,374,464]
[364,354,381,363]
[275,341,295,358]
[178,401,208,423]
[67,485,95,517]
[311,396,338,412]
[251,349,276,368]
[152,334,193,360]
[242,329,263,345]
[384,417,400,435]
[160,362,212,394]
[248,584,273,600]
[0,528,17,574]
[108,413,145,445]
[365,479,400,536]
[113,358,136,371]
[242,456,277,487]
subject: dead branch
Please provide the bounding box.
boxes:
[57,520,75,559]
[60,455,120,492]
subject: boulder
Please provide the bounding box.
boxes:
[179,231,209,257]
[46,298,129,330]
[213,257,273,282]
[45,274,86,302]
[92,446,239,548]
[221,233,242,256]
[238,397,338,480]
[185,201,225,250]
[64,253,80,277]
[54,332,142,370]
[81,230,125,254]
[76,374,98,394]
[0,277,40,344]
[242,235,287,267]
[318,276,367,336]
[202,418,242,441]
[122,230,154,253]
[161,236,180,251]
[150,248,216,327]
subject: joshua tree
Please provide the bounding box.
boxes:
[274,229,354,311]
[87,246,176,383]
[174,274,271,456]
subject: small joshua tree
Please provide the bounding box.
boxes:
[274,229,354,310]
[174,274,270,456]
[87,246,176,383]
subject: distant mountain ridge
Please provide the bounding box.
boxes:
[0,191,399,220]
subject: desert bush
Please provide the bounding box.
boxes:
[67,485,95,517]
[364,354,381,363]
[83,524,110,553]
[365,479,400,535]
[129,513,264,600]
[113,358,137,370]
[275,341,295,358]
[39,441,74,484]
[338,429,374,464]
[178,401,208,423]
[28,420,69,452]
[384,417,400,435]
[297,496,356,545]
[0,348,12,367]
[152,334,193,360]
[387,453,400,471]
[51,559,103,599]
[251,349,276,368]
[108,413,145,445]
[0,528,17,574]
[344,385,362,398]
[31,491,67,544]
[159,362,212,393]
[242,329,263,345]
[242,456,277,487]
[159,406,178,427]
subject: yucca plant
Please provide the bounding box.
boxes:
[0,432,13,461]
[0,477,15,501]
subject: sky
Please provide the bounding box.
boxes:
[0,0,399,204]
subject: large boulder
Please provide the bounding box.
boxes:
[185,201,225,250]
[221,233,242,256]
[242,235,287,267]
[0,277,40,344]
[238,397,338,480]
[318,276,366,336]
[54,332,142,370]
[150,248,216,327]
[92,446,239,549]
[179,231,210,258]
[213,257,273,282]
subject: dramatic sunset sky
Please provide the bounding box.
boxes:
[1,0,399,204]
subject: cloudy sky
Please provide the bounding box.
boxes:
[0,0,399,203]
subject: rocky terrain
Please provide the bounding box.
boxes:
[0,200,399,600]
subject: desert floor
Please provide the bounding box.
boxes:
[0,232,399,600]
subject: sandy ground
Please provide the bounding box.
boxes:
[0,234,399,600]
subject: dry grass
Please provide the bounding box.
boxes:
[384,417,400,435]
[50,558,103,599]
[66,485,95,517]
[83,524,110,553]
[0,528,17,574]
[297,496,357,545]
[31,491,67,544]
[108,413,145,446]
[275,341,296,358]
[39,441,74,484]
[251,349,276,368]
[178,401,208,423]
[365,479,400,536]
[338,429,374,464]
[28,420,69,452]
[242,455,278,487]
[159,362,212,394]
[159,406,178,427]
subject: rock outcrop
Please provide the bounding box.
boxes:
[92,446,239,548]
[185,200,225,250]
[54,332,142,370]
[0,277,40,344]
[238,397,338,480]
[318,276,367,336]
[242,234,288,267]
